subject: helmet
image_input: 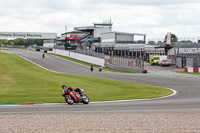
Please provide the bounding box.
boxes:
[62,84,67,89]
[68,87,73,91]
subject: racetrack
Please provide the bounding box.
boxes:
[1,49,200,113]
[2,49,200,132]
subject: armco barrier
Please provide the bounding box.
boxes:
[184,66,200,73]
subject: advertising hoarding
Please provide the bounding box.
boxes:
[0,32,57,39]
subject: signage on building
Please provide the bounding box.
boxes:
[65,34,83,40]
[166,32,171,45]
[0,32,57,39]
[175,47,200,54]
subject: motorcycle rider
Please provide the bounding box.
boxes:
[99,65,102,72]
[74,88,82,95]
[62,84,67,96]
[42,53,45,58]
[62,84,81,95]
[90,64,94,72]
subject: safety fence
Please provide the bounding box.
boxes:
[105,56,144,72]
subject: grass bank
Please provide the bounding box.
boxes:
[0,51,173,104]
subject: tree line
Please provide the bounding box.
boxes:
[0,38,44,47]
[148,33,193,46]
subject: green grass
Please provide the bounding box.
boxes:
[49,53,132,73]
[178,72,200,75]
[0,51,173,104]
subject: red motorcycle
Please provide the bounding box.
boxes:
[62,84,89,105]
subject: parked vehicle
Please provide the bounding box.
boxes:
[158,55,167,64]
[35,46,43,51]
[62,84,89,105]
[160,59,171,67]
[149,55,160,65]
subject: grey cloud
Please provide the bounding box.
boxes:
[0,0,200,39]
[0,0,80,11]
[86,0,200,6]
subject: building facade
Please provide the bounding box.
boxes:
[174,43,200,68]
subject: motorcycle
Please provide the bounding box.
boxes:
[62,85,89,105]
[90,65,94,72]
[99,66,102,72]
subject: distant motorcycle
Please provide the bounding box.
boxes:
[90,65,94,72]
[99,66,102,72]
[62,84,89,105]
[90,67,94,72]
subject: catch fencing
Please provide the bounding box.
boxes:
[105,56,144,72]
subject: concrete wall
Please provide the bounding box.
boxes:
[52,49,105,66]
[53,49,70,57]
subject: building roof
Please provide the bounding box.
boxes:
[62,31,88,35]
[93,23,113,25]
[74,26,94,31]
[101,31,146,36]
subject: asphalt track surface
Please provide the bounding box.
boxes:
[1,49,200,113]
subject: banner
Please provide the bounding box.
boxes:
[175,47,200,54]
[166,32,171,45]
[0,32,57,39]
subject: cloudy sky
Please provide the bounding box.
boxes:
[0,0,200,41]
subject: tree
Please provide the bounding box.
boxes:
[179,40,193,44]
[148,41,156,45]
[26,39,35,46]
[164,33,178,43]
[8,40,15,45]
[0,39,44,46]
[14,38,25,45]
[0,39,8,45]
[34,39,44,46]
[157,41,164,46]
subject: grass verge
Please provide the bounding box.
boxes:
[177,71,200,75]
[0,51,173,104]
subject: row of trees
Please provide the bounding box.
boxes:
[148,34,193,46]
[0,38,44,46]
